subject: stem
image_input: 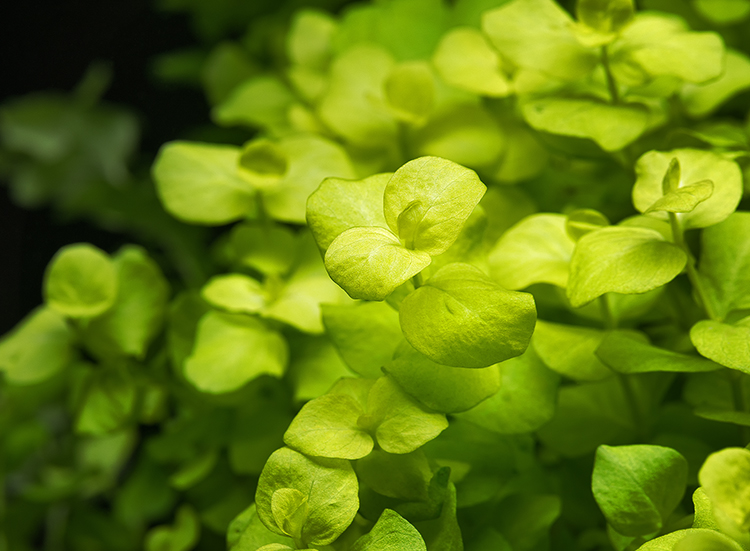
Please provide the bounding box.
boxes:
[599,296,646,437]
[601,45,620,104]
[599,294,616,330]
[618,372,647,438]
[668,212,719,320]
[411,272,424,289]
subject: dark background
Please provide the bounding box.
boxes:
[0,0,205,334]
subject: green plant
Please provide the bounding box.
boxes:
[2,0,750,550]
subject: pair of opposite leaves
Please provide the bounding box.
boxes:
[307,156,536,368]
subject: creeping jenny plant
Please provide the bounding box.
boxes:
[3,0,750,550]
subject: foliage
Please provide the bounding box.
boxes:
[3,0,750,550]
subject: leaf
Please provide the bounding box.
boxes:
[690,319,750,373]
[229,223,297,276]
[698,212,750,320]
[145,505,201,551]
[237,139,288,190]
[383,61,435,124]
[699,447,750,531]
[633,149,743,230]
[576,0,634,35]
[638,529,744,551]
[255,447,359,547]
[317,44,397,148]
[333,0,449,61]
[201,274,265,314]
[384,340,501,413]
[262,135,356,224]
[400,263,536,367]
[44,243,117,318]
[592,444,688,536]
[567,226,687,308]
[489,213,575,290]
[355,450,432,501]
[366,376,449,454]
[351,509,427,551]
[432,27,511,96]
[610,13,724,85]
[325,227,431,301]
[383,156,486,255]
[411,103,506,169]
[645,180,714,214]
[0,307,74,385]
[227,504,293,551]
[287,9,337,69]
[84,246,170,359]
[271,488,309,540]
[307,173,391,253]
[183,312,287,393]
[321,302,401,379]
[494,493,561,551]
[522,98,651,152]
[673,530,746,551]
[482,0,598,80]
[76,365,138,436]
[681,50,750,117]
[283,393,373,460]
[596,331,721,374]
[212,76,295,131]
[532,320,613,381]
[457,347,559,434]
[152,141,255,225]
[566,209,610,241]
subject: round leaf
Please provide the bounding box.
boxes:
[633,149,743,229]
[432,27,511,97]
[489,213,575,290]
[399,263,536,367]
[152,141,256,225]
[567,226,687,308]
[256,447,359,546]
[699,447,750,532]
[325,227,431,301]
[184,312,287,393]
[383,156,486,256]
[592,444,688,536]
[283,394,373,460]
[384,340,501,413]
[690,320,750,373]
[44,243,117,318]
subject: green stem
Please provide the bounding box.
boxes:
[668,212,719,320]
[601,45,620,104]
[599,294,616,330]
[411,272,424,289]
[618,372,647,439]
[599,296,646,437]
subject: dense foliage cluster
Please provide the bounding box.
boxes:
[2,0,750,550]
